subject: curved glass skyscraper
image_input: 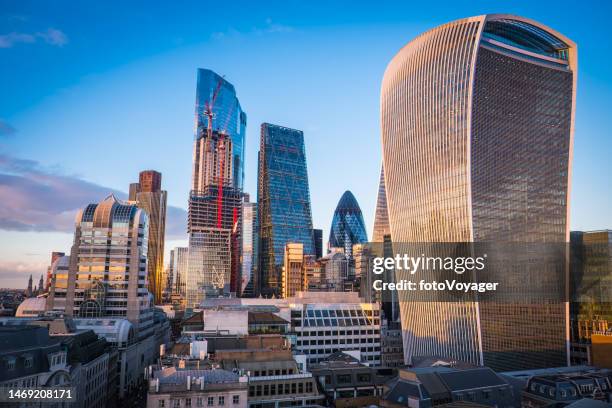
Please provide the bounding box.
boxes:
[328,191,368,257]
[381,15,576,370]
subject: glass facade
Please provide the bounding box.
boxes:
[381,15,576,371]
[372,165,391,243]
[46,195,154,338]
[129,170,167,304]
[257,123,314,297]
[188,69,245,308]
[328,191,368,257]
[241,200,256,297]
[194,69,246,190]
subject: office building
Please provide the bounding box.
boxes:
[501,365,612,407]
[46,251,65,291]
[319,250,349,292]
[313,228,323,259]
[219,348,324,407]
[201,291,382,366]
[372,165,390,243]
[241,198,256,297]
[328,190,368,257]
[303,256,325,291]
[282,243,305,298]
[381,15,576,370]
[129,170,167,304]
[187,69,245,307]
[257,123,314,296]
[169,247,189,298]
[46,194,155,337]
[570,230,612,365]
[0,324,114,408]
[147,368,248,408]
[382,366,515,408]
[311,352,396,406]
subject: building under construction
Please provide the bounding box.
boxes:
[186,69,246,308]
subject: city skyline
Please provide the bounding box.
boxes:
[1,1,612,289]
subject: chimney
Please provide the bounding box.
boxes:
[187,375,191,391]
[155,378,159,393]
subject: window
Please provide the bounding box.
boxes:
[208,396,214,406]
[24,356,33,368]
[159,400,165,408]
[186,398,192,407]
[232,395,239,404]
[218,396,224,406]
[197,397,203,406]
[337,374,352,384]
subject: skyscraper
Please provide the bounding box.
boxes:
[313,228,323,259]
[129,170,167,304]
[46,195,154,336]
[257,123,315,297]
[372,166,390,243]
[570,230,612,365]
[46,251,65,291]
[187,69,245,308]
[168,247,188,296]
[381,15,576,370]
[282,243,304,298]
[241,197,256,297]
[328,191,368,257]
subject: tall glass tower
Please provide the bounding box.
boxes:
[187,69,246,308]
[257,123,314,296]
[381,15,576,371]
[372,165,391,243]
[328,190,368,257]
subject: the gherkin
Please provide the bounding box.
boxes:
[328,191,368,257]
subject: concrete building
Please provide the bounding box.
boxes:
[319,251,349,292]
[311,352,395,407]
[282,243,304,298]
[129,170,168,304]
[381,14,576,370]
[147,368,248,408]
[217,348,324,408]
[0,324,113,408]
[381,320,404,368]
[202,291,382,367]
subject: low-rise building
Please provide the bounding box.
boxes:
[502,365,612,407]
[382,366,515,408]
[147,368,248,408]
[310,352,395,407]
[217,348,325,408]
[381,320,404,368]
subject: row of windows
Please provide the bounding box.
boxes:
[158,395,240,407]
[301,347,380,355]
[298,338,379,346]
[248,381,313,397]
[297,329,380,336]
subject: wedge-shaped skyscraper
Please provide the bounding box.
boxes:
[257,123,314,296]
[381,15,576,370]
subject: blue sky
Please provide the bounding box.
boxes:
[1,0,611,288]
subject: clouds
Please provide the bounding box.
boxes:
[0,154,187,239]
[0,28,68,48]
